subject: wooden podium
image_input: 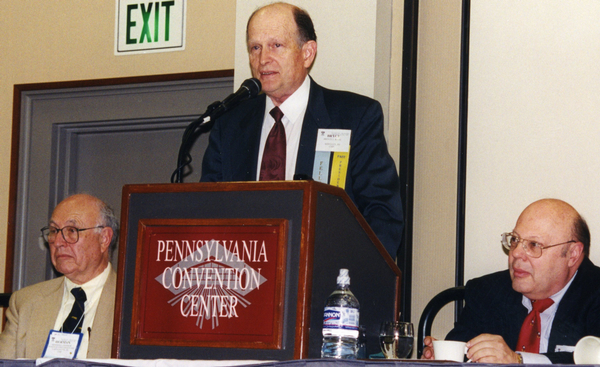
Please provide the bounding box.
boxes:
[112,181,401,360]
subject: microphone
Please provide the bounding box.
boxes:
[207,78,261,120]
[171,78,262,183]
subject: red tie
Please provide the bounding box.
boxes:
[516,298,554,353]
[259,107,286,181]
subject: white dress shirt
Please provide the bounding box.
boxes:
[53,263,112,358]
[256,75,311,181]
[519,270,577,364]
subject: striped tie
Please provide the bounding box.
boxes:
[62,287,87,333]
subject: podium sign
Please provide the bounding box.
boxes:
[131,218,287,349]
[112,181,400,360]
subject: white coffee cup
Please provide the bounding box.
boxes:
[575,336,600,364]
[433,340,467,362]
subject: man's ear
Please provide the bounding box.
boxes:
[100,227,113,254]
[567,241,584,267]
[302,40,317,68]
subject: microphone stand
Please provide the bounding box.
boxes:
[171,101,220,183]
[171,78,261,183]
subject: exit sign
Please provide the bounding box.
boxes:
[115,0,186,55]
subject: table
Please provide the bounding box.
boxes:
[0,359,569,367]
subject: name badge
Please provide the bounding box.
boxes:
[42,330,82,359]
[313,129,351,189]
[555,345,575,352]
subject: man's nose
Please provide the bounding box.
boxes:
[259,49,271,65]
[511,240,528,259]
[53,231,68,247]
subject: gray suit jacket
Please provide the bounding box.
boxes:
[0,269,116,359]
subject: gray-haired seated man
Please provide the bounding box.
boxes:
[0,194,118,359]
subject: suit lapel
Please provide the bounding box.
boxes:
[27,278,64,358]
[505,292,528,350]
[88,270,117,358]
[295,79,332,177]
[231,96,265,181]
[547,258,591,351]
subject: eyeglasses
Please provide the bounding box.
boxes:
[41,225,105,244]
[501,232,575,258]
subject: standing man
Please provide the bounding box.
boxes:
[0,194,118,359]
[423,199,600,364]
[201,2,403,258]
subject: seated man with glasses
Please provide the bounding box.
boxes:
[423,198,600,364]
[0,194,118,359]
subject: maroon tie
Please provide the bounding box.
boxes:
[516,298,554,353]
[259,107,286,180]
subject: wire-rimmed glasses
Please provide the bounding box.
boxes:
[501,232,575,258]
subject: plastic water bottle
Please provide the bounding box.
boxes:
[321,268,360,359]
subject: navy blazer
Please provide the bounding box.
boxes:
[201,78,403,258]
[447,257,600,364]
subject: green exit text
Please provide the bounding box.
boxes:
[126,1,175,44]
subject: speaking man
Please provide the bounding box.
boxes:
[423,199,600,364]
[0,194,118,359]
[200,2,403,259]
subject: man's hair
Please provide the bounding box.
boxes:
[573,214,591,257]
[292,5,317,44]
[94,198,119,252]
[246,2,317,47]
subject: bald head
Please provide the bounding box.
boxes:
[247,2,316,46]
[518,199,590,257]
[48,194,117,284]
[245,2,317,105]
[509,198,588,299]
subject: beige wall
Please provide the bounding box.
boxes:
[411,0,463,340]
[0,0,236,289]
[465,0,600,280]
[411,0,600,342]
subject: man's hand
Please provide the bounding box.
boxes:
[466,334,521,363]
[421,336,436,360]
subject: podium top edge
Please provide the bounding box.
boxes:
[121,180,346,196]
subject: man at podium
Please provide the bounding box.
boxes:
[201,2,403,259]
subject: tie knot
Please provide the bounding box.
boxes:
[71,287,87,302]
[531,298,554,312]
[270,107,284,122]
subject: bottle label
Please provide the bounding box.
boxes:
[322,306,359,337]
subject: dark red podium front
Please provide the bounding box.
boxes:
[112,181,400,360]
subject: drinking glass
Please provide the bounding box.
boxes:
[379,321,414,359]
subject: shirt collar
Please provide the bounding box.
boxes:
[64,263,112,297]
[549,269,577,303]
[266,75,311,124]
[522,269,577,312]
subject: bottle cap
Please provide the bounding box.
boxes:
[337,268,350,285]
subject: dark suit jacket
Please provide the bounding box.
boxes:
[201,78,403,258]
[447,257,600,364]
